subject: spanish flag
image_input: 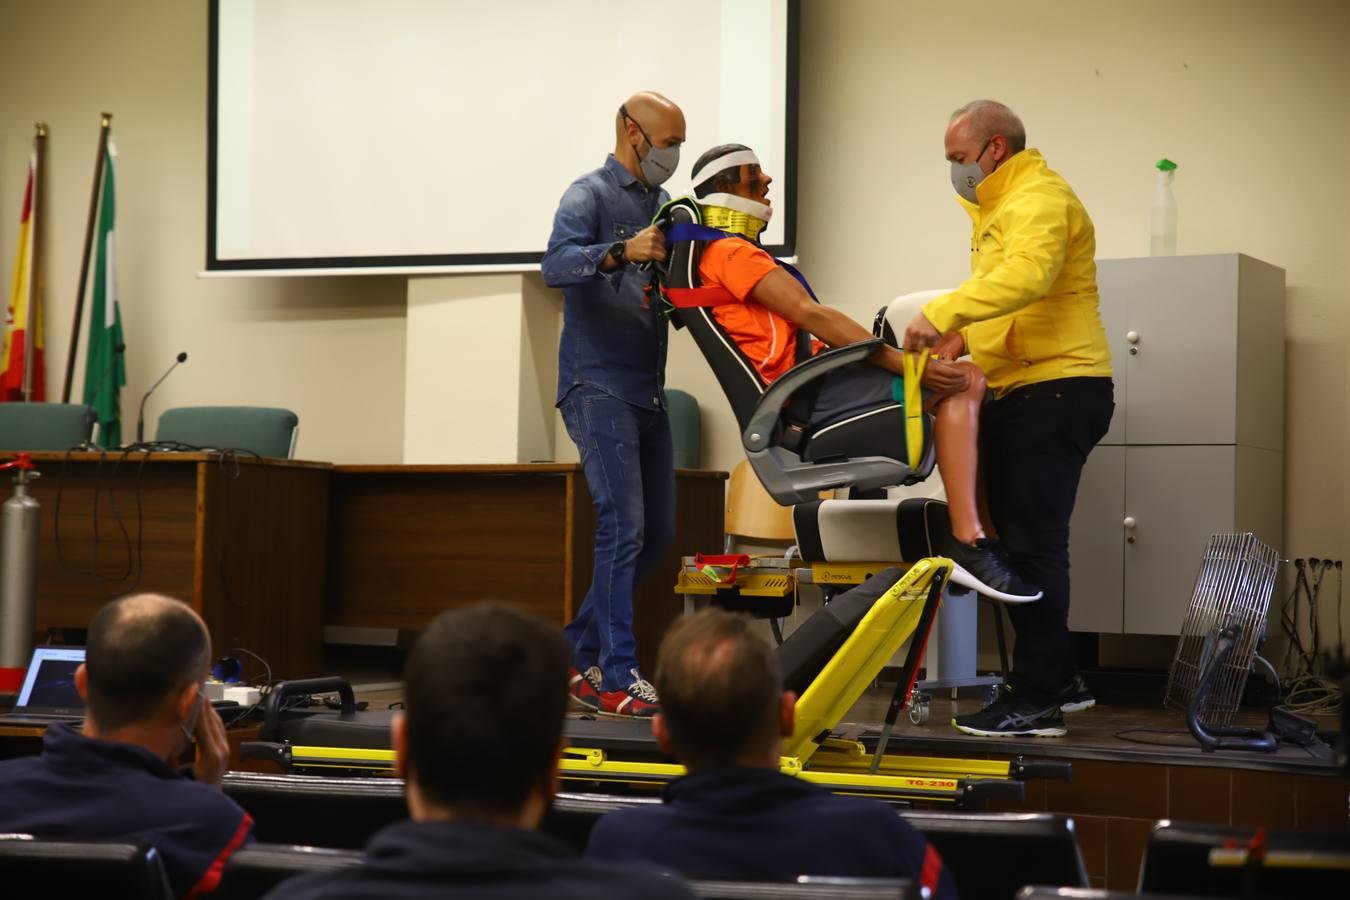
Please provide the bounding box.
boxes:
[0,156,44,402]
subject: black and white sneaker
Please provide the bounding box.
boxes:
[1059,672,1096,713]
[945,537,1041,600]
[952,694,1066,737]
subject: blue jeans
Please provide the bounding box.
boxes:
[559,388,676,690]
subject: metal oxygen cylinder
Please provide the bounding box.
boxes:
[0,453,40,696]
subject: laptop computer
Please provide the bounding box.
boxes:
[0,646,86,726]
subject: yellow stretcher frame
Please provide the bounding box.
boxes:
[275,559,1045,807]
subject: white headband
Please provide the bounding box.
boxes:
[691,149,761,188]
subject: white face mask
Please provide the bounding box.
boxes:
[950,139,993,204]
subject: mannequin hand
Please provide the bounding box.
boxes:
[920,358,971,397]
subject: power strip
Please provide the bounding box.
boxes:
[223,685,261,706]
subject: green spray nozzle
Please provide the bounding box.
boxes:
[1156,158,1178,171]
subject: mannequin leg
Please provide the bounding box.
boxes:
[927,360,986,545]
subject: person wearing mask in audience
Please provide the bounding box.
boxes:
[0,593,252,898]
[273,603,694,900]
[901,100,1114,738]
[585,609,959,899]
[542,91,687,718]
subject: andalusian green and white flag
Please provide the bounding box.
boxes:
[83,145,127,447]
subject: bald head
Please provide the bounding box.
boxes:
[947,100,1026,157]
[654,608,783,770]
[615,91,686,185]
[616,91,685,142]
[84,593,210,731]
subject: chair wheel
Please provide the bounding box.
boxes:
[908,691,931,725]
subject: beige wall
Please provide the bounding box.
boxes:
[0,0,406,463]
[789,0,1350,644]
[5,0,1346,639]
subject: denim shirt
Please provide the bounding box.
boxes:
[543,155,669,410]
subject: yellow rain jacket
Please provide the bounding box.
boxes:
[922,149,1112,397]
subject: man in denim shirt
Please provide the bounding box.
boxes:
[542,91,685,717]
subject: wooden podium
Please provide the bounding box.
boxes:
[17,452,330,678]
[7,454,726,678]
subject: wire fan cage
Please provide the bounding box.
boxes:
[1165,533,1281,726]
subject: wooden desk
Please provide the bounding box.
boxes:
[327,464,727,673]
[16,452,330,678]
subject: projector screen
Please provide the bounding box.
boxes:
[207,0,799,273]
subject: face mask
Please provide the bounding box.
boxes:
[950,139,993,204]
[624,107,679,187]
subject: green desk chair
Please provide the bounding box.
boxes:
[155,406,299,459]
[0,402,96,450]
[666,388,702,469]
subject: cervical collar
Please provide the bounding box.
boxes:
[698,192,773,241]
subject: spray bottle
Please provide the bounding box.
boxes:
[1151,158,1178,256]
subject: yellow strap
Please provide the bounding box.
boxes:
[902,351,928,468]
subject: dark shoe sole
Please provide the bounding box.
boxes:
[951,718,1066,738]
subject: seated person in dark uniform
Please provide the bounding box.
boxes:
[672,143,1032,596]
[0,593,252,898]
[272,603,693,900]
[585,608,960,899]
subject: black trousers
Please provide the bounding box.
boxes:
[981,376,1115,703]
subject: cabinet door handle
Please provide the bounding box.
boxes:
[1124,516,1136,543]
[1123,517,1136,528]
[1125,331,1140,344]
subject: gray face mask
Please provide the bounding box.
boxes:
[950,139,992,204]
[623,106,679,187]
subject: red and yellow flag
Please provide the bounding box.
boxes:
[0,156,44,401]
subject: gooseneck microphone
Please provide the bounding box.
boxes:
[136,351,188,444]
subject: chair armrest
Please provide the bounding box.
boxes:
[743,338,883,452]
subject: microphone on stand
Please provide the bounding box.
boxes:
[83,342,126,449]
[136,351,188,445]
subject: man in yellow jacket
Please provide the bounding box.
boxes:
[904,100,1114,737]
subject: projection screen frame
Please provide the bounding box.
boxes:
[205,0,800,274]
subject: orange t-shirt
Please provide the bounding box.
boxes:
[697,238,824,384]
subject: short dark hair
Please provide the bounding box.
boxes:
[404,603,570,817]
[85,594,210,731]
[692,143,753,198]
[654,608,782,769]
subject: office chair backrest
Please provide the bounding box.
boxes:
[156,406,299,458]
[725,460,796,542]
[667,387,703,468]
[1017,889,1207,900]
[902,811,1088,900]
[0,402,96,450]
[222,773,406,850]
[0,836,173,899]
[692,877,914,899]
[1140,820,1350,897]
[216,843,362,899]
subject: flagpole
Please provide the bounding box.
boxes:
[61,113,113,403]
[20,123,46,403]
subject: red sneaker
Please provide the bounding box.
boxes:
[569,665,601,710]
[597,671,660,718]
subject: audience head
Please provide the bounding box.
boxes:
[653,608,793,771]
[76,593,211,748]
[394,603,571,827]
